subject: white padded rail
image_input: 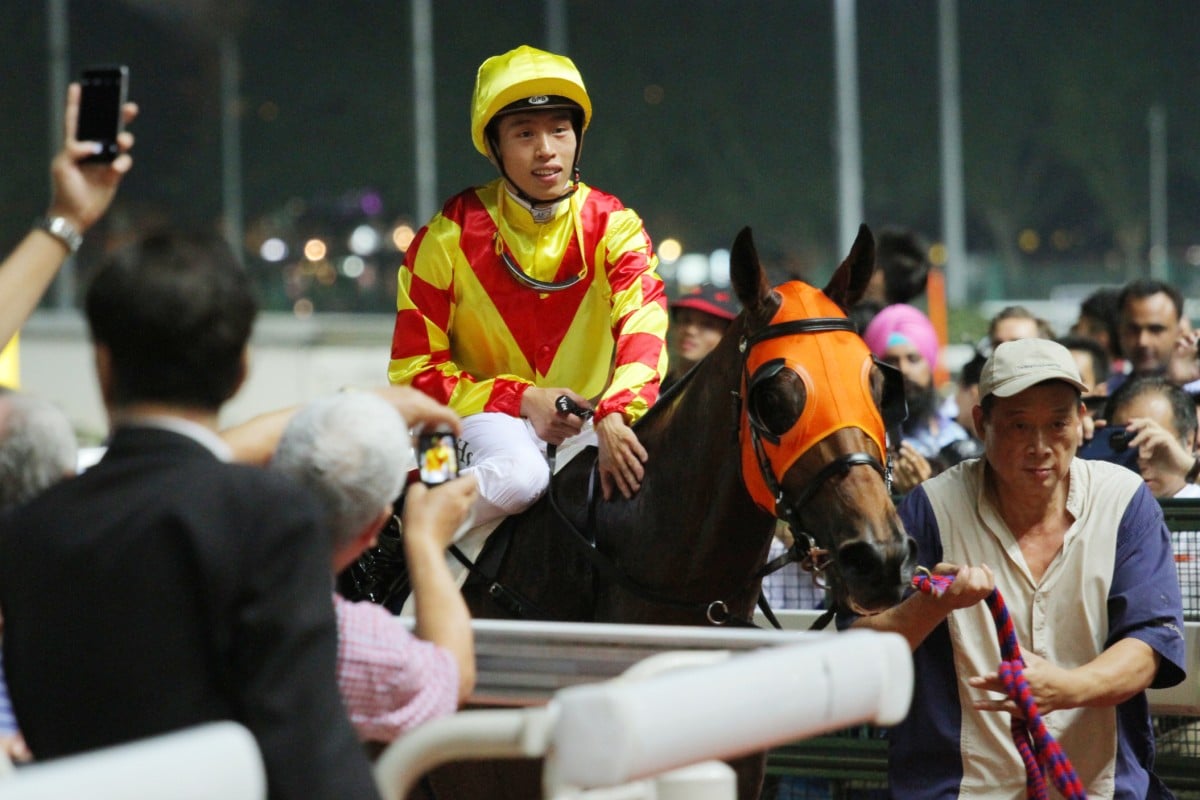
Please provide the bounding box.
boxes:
[550,631,911,789]
[375,627,912,799]
[0,722,264,800]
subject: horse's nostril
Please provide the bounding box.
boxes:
[837,539,885,582]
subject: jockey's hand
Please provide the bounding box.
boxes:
[928,562,993,612]
[969,650,1072,718]
[596,413,647,501]
[372,385,461,435]
[520,386,589,445]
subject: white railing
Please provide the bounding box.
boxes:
[0,721,264,800]
[375,627,912,800]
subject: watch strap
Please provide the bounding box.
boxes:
[33,215,83,255]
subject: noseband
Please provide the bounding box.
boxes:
[738,316,891,580]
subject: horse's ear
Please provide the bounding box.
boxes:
[823,224,876,313]
[730,227,773,314]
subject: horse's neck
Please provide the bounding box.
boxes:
[640,358,763,526]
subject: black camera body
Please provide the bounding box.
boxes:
[1078,425,1138,470]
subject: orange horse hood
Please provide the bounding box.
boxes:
[739,281,887,515]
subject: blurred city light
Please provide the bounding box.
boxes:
[674,254,710,288]
[259,237,288,262]
[1017,229,1040,254]
[929,242,948,267]
[349,224,381,256]
[658,237,682,264]
[392,224,416,252]
[342,255,366,279]
[303,238,327,261]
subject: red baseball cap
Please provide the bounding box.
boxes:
[671,283,740,322]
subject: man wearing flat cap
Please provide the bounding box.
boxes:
[845,338,1186,799]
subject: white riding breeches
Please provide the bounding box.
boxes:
[459,413,551,527]
[458,412,596,527]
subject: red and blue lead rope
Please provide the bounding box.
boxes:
[911,570,1088,800]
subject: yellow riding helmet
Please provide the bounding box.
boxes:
[471,45,593,158]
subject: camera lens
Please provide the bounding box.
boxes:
[1110,430,1129,452]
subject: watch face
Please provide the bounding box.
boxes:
[40,216,82,253]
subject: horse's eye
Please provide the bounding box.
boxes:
[748,361,806,440]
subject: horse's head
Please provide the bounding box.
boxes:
[730,225,916,614]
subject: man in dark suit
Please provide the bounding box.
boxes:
[0,232,380,800]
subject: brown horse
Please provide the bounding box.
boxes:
[413,224,916,800]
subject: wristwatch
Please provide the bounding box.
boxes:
[33,215,84,255]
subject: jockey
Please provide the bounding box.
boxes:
[388,44,669,523]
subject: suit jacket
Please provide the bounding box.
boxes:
[0,425,380,800]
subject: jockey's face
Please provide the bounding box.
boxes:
[493,110,577,202]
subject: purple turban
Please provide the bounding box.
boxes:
[862,303,939,369]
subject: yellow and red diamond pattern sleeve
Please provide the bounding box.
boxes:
[388,210,532,418]
[592,207,669,425]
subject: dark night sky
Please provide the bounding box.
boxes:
[3,1,1199,302]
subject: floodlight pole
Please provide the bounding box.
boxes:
[833,0,864,258]
[938,0,967,306]
[412,0,437,227]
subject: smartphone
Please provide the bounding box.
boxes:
[77,65,129,164]
[1077,425,1138,471]
[416,431,459,486]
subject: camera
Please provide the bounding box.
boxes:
[1077,425,1138,470]
[416,431,459,486]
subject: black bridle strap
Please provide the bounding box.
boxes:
[785,451,885,511]
[741,317,856,348]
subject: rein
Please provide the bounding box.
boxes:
[911,569,1087,800]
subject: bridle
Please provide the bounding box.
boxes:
[737,314,903,588]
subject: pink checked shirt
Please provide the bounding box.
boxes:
[333,593,459,742]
